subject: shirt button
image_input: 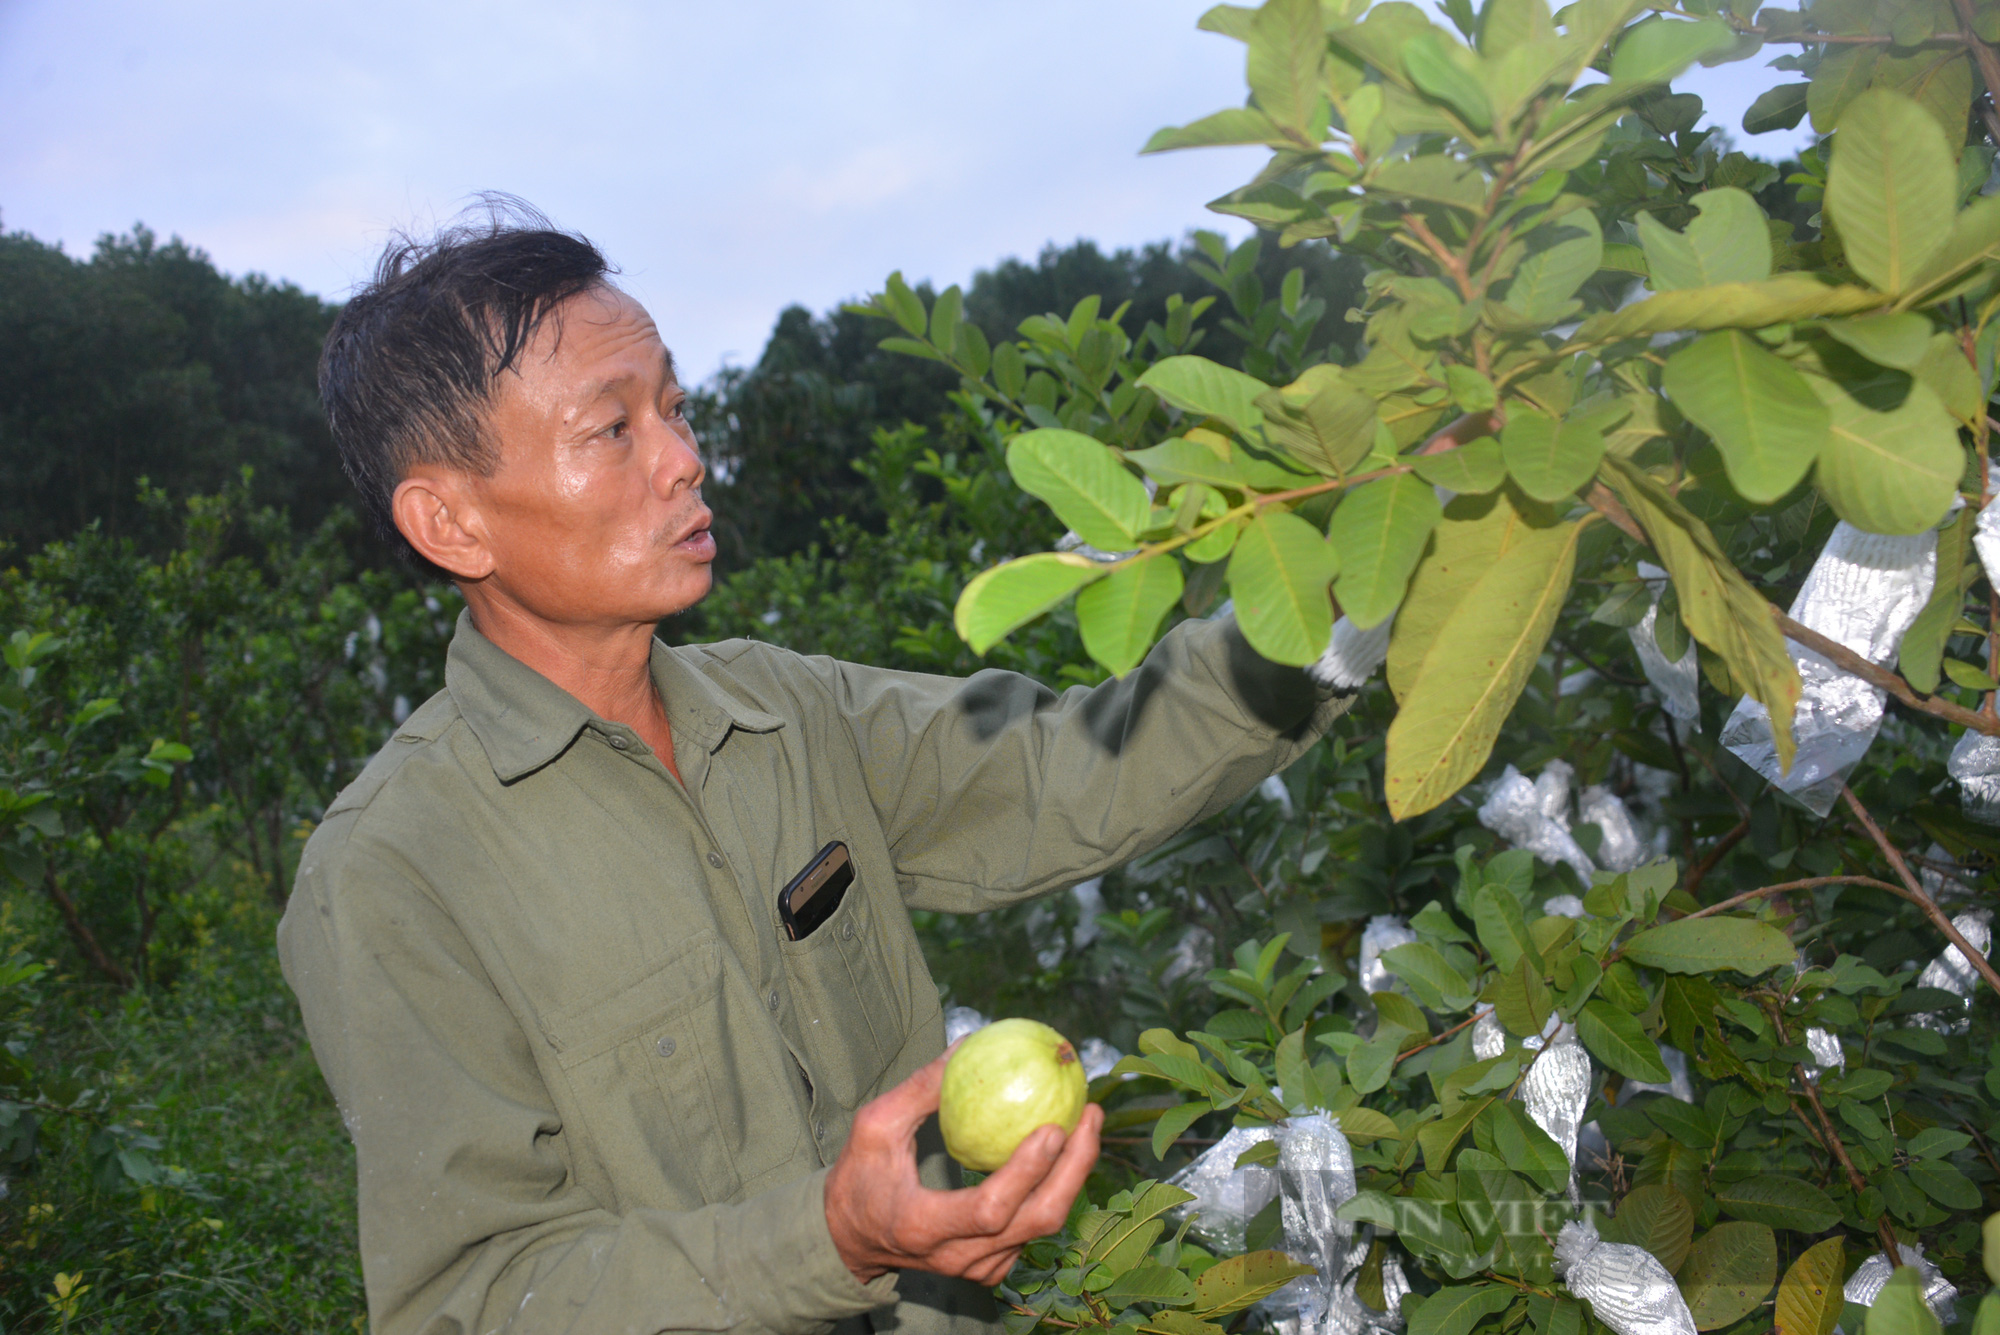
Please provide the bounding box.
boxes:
[655,1036,676,1058]
[841,922,855,941]
[608,735,629,750]
[707,851,723,868]
[813,1120,824,1141]
[769,990,781,1013]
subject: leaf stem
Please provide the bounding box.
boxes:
[1400,214,1476,302]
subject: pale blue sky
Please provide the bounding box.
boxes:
[0,1,1808,383]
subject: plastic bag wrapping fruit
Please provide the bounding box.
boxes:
[1270,1235,1408,1335]
[1842,1244,1960,1324]
[1471,1006,1506,1061]
[1947,728,2000,824]
[1521,1023,1592,1203]
[1627,563,1701,726]
[1358,915,1417,1002]
[1477,763,1596,881]
[1554,1220,1699,1335]
[1578,786,1646,873]
[1720,522,1938,817]
[1308,615,1394,693]
[1804,1026,1845,1078]
[1910,909,1993,1034]
[1265,1114,1359,1334]
[1168,1124,1277,1255]
[1542,894,1587,919]
[1972,463,2000,589]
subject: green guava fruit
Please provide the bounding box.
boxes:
[938,1018,1088,1171]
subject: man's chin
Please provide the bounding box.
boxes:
[653,568,714,623]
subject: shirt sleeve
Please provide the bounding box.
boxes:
[797,612,1351,913]
[278,835,899,1335]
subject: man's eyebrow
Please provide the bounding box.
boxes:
[581,348,679,405]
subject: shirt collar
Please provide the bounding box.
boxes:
[445,610,784,783]
[647,639,787,755]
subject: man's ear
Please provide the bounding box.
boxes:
[392,470,493,580]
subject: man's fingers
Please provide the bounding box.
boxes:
[961,1121,1070,1233]
[1003,1104,1102,1240]
[855,1051,951,1144]
[965,1245,1026,1287]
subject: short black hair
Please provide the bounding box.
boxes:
[319,197,613,577]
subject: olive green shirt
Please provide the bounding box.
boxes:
[278,610,1346,1335]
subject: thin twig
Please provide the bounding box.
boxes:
[1733,24,1978,46]
[1691,742,1754,821]
[1222,832,1271,905]
[1776,610,2000,736]
[1394,1010,1484,1067]
[1760,996,1904,1259]
[1795,1072,1902,1260]
[1682,818,1750,899]
[1840,785,2000,1000]
[1399,214,1475,299]
[1661,714,1699,869]
[1102,1135,1222,1147]
[1554,638,1650,688]
[1673,874,1880,921]
[1946,0,2000,146]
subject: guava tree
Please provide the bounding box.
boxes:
[853,1,2000,1334]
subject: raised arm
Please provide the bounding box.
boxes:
[800,612,1349,913]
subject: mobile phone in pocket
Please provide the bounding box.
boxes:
[778,841,853,941]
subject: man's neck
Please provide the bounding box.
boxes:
[461,591,681,779]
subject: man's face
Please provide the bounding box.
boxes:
[460,285,715,627]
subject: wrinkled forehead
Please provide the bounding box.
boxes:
[509,285,678,407]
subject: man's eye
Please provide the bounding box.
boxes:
[604,419,628,439]
[667,399,687,421]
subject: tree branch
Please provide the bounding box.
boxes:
[1773,610,2000,736]
[1794,1067,1902,1261]
[1840,785,2000,1001]
[40,865,133,990]
[1759,992,1903,1258]
[1578,485,2000,737]
[1674,873,1890,920]
[1682,818,1749,899]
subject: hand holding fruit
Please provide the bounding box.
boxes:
[824,1025,1102,1286]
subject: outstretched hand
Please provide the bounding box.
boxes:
[824,1047,1103,1286]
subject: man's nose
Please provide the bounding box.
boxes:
[650,421,705,498]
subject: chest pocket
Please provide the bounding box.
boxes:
[779,848,910,1120]
[543,931,803,1207]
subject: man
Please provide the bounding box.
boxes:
[280,212,1349,1335]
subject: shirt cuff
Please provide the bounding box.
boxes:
[718,1167,900,1331]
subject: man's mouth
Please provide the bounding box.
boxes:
[668,511,717,561]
